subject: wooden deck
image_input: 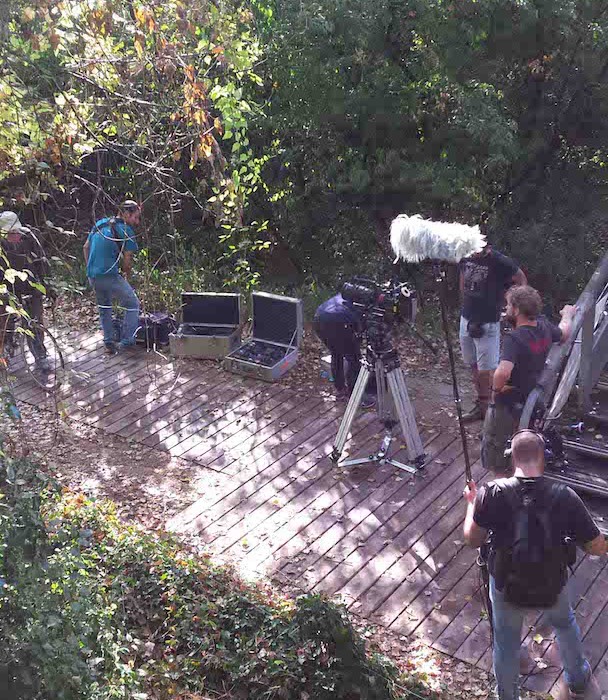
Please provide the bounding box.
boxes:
[9,331,608,697]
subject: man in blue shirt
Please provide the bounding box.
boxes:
[84,201,140,353]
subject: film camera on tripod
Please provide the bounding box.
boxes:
[330,276,426,474]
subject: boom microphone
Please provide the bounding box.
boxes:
[390,214,486,264]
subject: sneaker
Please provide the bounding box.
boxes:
[361,395,376,410]
[568,673,601,699]
[462,400,484,423]
[335,387,349,402]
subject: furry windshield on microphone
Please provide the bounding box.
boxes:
[390,214,486,264]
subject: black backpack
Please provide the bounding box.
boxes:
[492,478,574,608]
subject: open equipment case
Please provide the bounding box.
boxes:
[224,291,303,381]
[169,292,242,359]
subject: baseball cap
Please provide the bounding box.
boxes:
[0,211,23,233]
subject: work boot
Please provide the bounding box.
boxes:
[105,342,118,356]
[462,400,485,423]
[554,672,601,700]
[35,356,53,373]
[361,395,376,410]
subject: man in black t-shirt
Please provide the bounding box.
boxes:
[482,285,575,474]
[464,431,605,700]
[459,246,526,422]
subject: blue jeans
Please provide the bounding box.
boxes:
[90,275,139,347]
[490,576,590,699]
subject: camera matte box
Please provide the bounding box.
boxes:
[169,292,242,359]
[224,291,303,381]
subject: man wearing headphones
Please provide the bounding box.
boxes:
[84,201,141,354]
[464,430,605,700]
[482,285,575,475]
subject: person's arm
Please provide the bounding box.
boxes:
[558,304,576,343]
[463,481,489,547]
[122,250,134,279]
[511,267,527,287]
[492,359,514,398]
[583,533,607,556]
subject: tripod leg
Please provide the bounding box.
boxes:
[387,368,425,460]
[375,359,391,419]
[331,364,371,461]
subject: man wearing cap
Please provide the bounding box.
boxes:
[84,201,141,354]
[0,211,53,371]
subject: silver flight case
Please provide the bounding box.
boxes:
[169,292,242,359]
[224,291,303,381]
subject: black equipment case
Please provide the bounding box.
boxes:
[135,312,178,347]
[224,291,303,381]
[169,292,242,359]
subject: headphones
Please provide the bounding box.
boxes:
[504,428,545,457]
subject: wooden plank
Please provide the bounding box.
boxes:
[93,364,221,435]
[308,435,467,603]
[546,559,608,696]
[376,535,478,633]
[515,554,607,693]
[62,356,160,412]
[272,431,450,590]
[90,362,220,433]
[87,365,201,428]
[139,374,261,450]
[170,400,349,533]
[212,420,416,560]
[198,396,333,474]
[330,450,485,622]
[290,432,457,593]
[65,354,173,420]
[232,418,414,575]
[11,333,109,408]
[192,398,359,536]
[117,367,225,438]
[167,385,296,459]
[182,392,324,467]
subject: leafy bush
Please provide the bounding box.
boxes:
[0,452,441,700]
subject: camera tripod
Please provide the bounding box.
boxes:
[330,343,426,473]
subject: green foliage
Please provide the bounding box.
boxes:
[247,0,608,293]
[0,457,441,700]
[0,0,272,290]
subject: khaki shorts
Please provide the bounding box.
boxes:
[459,316,500,371]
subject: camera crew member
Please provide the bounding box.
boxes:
[459,244,526,422]
[464,430,605,700]
[0,211,53,372]
[313,293,374,406]
[84,201,141,354]
[482,285,574,475]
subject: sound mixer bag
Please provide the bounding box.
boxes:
[135,312,178,347]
